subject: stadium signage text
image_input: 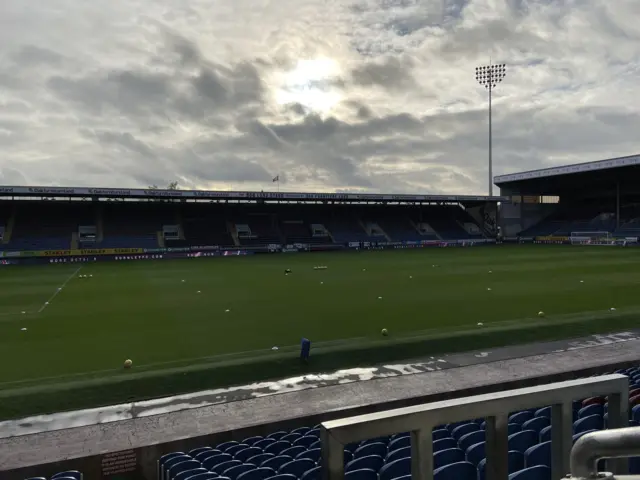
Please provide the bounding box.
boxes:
[0,185,509,203]
[17,248,144,258]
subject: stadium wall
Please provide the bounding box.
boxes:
[3,340,640,480]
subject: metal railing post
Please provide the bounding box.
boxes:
[485,413,509,480]
[321,426,344,480]
[608,386,630,474]
[411,428,432,480]
[551,401,574,480]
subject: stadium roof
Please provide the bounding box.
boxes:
[0,185,508,203]
[493,154,640,195]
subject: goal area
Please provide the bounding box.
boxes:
[570,231,622,246]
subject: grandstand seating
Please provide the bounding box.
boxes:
[3,201,94,251]
[99,203,171,249]
[179,205,235,248]
[235,214,283,246]
[0,201,491,251]
[155,367,640,480]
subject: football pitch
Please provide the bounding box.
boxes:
[2,244,640,419]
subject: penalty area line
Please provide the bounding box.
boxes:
[37,265,83,313]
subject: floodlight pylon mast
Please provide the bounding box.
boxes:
[475,62,506,197]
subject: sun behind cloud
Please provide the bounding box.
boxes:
[274,58,342,115]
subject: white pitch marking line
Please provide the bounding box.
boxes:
[38,266,83,313]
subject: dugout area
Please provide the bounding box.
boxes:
[495,153,640,238]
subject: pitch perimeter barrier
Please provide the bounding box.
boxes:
[0,238,494,263]
[320,374,629,480]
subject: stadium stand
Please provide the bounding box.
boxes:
[0,198,492,252]
[495,153,640,240]
[99,202,171,249]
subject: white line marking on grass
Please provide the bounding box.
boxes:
[37,266,83,313]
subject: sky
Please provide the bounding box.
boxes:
[0,0,639,195]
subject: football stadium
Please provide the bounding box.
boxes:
[4,155,640,479]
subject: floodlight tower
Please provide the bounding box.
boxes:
[475,63,506,197]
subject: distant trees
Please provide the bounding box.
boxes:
[147,182,180,190]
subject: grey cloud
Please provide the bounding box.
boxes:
[1,0,640,195]
[351,56,417,90]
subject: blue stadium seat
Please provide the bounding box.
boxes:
[190,447,214,457]
[379,458,411,480]
[296,448,321,463]
[162,455,192,480]
[203,454,234,470]
[507,424,522,436]
[265,475,297,480]
[451,423,479,440]
[521,417,549,434]
[24,478,46,480]
[539,426,551,443]
[175,468,208,480]
[388,436,410,452]
[345,469,378,480]
[255,439,277,450]
[509,411,534,426]
[224,463,258,480]
[292,427,312,436]
[236,468,276,480]
[579,404,604,419]
[574,415,604,435]
[508,430,538,453]
[301,466,321,480]
[52,472,82,480]
[278,458,317,477]
[238,447,265,462]
[168,460,201,480]
[433,429,449,441]
[159,452,187,480]
[458,430,485,453]
[433,448,464,469]
[219,441,241,452]
[196,450,222,462]
[509,465,551,480]
[524,441,551,468]
[228,444,250,456]
[433,438,457,452]
[534,407,551,419]
[466,442,485,466]
[262,455,293,471]
[187,474,222,480]
[433,461,476,480]
[281,434,302,444]
[477,451,524,480]
[247,453,275,467]
[243,436,265,446]
[267,432,288,441]
[355,442,387,459]
[386,446,411,463]
[346,455,384,473]
[213,460,243,475]
[265,441,293,456]
[294,436,318,448]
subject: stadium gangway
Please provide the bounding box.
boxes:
[569,427,640,480]
[320,374,629,480]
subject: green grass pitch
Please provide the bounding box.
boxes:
[1,244,640,418]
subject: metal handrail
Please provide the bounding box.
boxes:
[320,374,629,480]
[569,427,640,480]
